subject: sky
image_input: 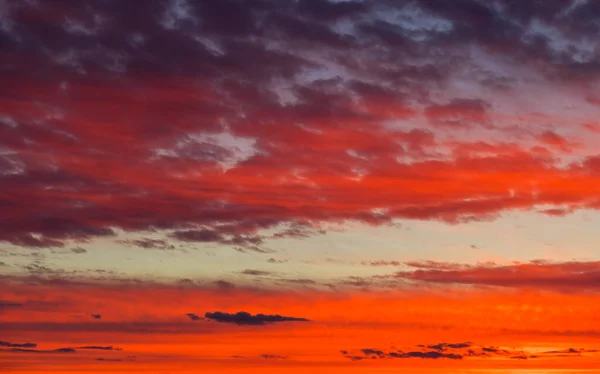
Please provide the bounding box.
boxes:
[2,0,600,373]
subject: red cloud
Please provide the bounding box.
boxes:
[395,260,600,292]
[2,0,600,251]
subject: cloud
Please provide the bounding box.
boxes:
[240,269,274,276]
[0,301,22,309]
[390,351,463,360]
[537,130,573,152]
[279,278,318,286]
[270,222,325,239]
[119,238,176,251]
[70,247,87,254]
[170,229,267,253]
[97,356,136,362]
[344,347,463,361]
[8,347,77,353]
[424,98,490,128]
[0,341,37,348]
[204,311,310,325]
[259,354,287,359]
[427,342,472,351]
[393,260,600,292]
[232,354,287,360]
[91,314,102,320]
[343,342,599,361]
[361,348,385,356]
[362,260,402,267]
[77,346,122,351]
[213,280,236,290]
[185,313,202,321]
[1,0,600,252]
[171,229,224,243]
[267,258,288,264]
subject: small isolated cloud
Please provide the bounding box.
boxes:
[70,247,87,254]
[260,354,287,359]
[267,258,288,263]
[204,311,310,325]
[240,269,274,276]
[91,314,102,320]
[185,313,202,321]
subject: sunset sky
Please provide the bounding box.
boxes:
[2,1,600,373]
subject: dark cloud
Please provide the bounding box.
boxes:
[428,342,472,351]
[185,313,202,321]
[240,269,274,276]
[279,278,318,285]
[170,229,267,252]
[204,311,310,325]
[339,276,375,289]
[213,280,236,290]
[78,346,122,351]
[0,301,23,309]
[390,351,463,360]
[91,314,102,319]
[0,341,37,348]
[70,247,87,254]
[9,347,76,353]
[97,356,136,361]
[271,222,325,239]
[361,348,385,357]
[260,354,287,359]
[119,238,176,250]
[343,342,599,361]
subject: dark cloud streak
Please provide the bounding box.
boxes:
[204,311,310,325]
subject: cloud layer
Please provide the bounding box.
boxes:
[393,260,600,291]
[1,0,600,250]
